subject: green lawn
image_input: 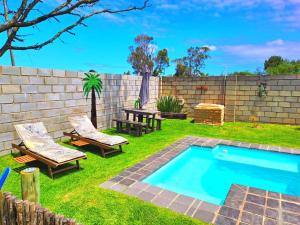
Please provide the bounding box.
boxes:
[1,119,300,225]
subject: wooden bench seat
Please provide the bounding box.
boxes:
[113,119,147,136]
[155,117,166,130]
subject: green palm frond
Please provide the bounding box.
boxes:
[82,71,103,99]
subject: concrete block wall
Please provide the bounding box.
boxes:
[161,75,300,125]
[0,66,159,156]
[161,76,225,114]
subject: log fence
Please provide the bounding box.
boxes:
[0,192,82,225]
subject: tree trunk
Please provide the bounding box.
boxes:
[91,87,97,128]
[21,168,40,203]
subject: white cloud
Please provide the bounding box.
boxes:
[149,44,158,53]
[220,39,300,60]
[158,4,179,10]
[100,13,127,23]
[203,45,217,51]
[154,0,300,28]
[266,39,284,46]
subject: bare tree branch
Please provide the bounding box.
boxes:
[0,0,150,57]
[3,0,16,65]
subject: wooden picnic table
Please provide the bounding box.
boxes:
[123,108,160,132]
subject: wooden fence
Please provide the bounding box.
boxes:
[0,192,82,225]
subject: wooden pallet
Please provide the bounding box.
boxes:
[14,155,36,164]
[71,140,90,147]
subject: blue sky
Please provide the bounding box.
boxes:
[1,0,300,75]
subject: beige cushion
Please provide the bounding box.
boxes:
[15,122,86,163]
[69,115,128,146]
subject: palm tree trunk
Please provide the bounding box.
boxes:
[91,87,97,128]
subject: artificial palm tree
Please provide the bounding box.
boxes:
[83,70,102,128]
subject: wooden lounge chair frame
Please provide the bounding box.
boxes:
[63,130,128,157]
[12,142,87,179]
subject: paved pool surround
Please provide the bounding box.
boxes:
[100,136,300,225]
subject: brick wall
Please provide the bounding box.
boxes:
[0,66,159,156]
[161,75,300,125]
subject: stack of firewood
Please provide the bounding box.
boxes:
[194,103,224,125]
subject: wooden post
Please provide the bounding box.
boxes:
[0,191,4,224]
[21,168,40,203]
[29,202,37,225]
[8,195,17,225]
[15,200,23,225]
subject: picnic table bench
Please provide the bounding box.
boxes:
[154,116,166,130]
[113,108,165,136]
[112,119,148,136]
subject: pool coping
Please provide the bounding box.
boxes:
[100,136,300,224]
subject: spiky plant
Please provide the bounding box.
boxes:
[157,96,184,113]
[83,70,103,128]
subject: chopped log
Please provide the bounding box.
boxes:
[55,214,64,225]
[43,209,51,225]
[29,202,37,225]
[9,196,16,225]
[15,200,23,225]
[49,212,55,225]
[37,207,44,225]
[62,218,69,225]
[21,168,40,203]
[23,200,30,224]
[4,193,11,225]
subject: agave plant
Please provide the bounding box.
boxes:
[83,70,103,128]
[157,96,184,113]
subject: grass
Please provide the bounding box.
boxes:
[1,119,300,225]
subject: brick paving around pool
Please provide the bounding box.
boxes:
[100,136,300,225]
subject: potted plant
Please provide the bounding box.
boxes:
[157,96,187,119]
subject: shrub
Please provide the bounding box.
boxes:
[266,61,300,75]
[264,56,284,70]
[157,96,184,113]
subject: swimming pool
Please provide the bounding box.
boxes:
[143,145,300,205]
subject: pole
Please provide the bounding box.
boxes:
[233,73,237,123]
[0,168,11,190]
[3,0,16,66]
[21,168,40,203]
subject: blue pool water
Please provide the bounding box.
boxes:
[143,145,300,205]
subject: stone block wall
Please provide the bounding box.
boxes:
[0,66,159,156]
[161,75,300,125]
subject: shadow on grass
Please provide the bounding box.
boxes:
[62,140,125,158]
[12,160,85,179]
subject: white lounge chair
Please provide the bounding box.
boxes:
[12,122,87,178]
[64,115,128,157]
